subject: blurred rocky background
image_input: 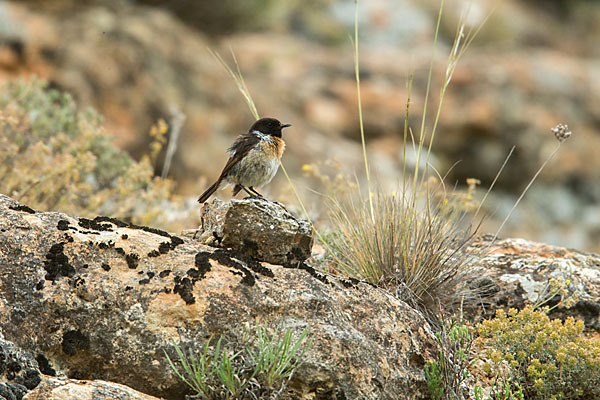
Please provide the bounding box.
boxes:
[0,0,599,251]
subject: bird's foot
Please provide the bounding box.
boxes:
[243,194,268,201]
[239,185,268,201]
[248,187,264,198]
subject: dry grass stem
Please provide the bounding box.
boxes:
[353,0,374,221]
[161,105,186,179]
[208,48,260,120]
[493,125,571,241]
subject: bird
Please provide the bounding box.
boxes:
[198,117,291,203]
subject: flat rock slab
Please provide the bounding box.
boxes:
[471,236,600,330]
[198,198,313,265]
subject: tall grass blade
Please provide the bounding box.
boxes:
[353,0,374,221]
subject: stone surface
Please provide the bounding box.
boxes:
[24,377,163,400]
[0,193,437,400]
[0,382,27,400]
[470,236,600,331]
[0,332,41,397]
[198,198,313,265]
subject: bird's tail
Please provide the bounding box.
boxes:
[198,180,221,203]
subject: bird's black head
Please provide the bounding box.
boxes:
[250,117,291,138]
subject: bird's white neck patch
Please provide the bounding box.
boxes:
[252,130,273,142]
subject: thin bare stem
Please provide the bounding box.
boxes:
[412,0,444,195]
[494,143,562,240]
[426,3,491,163]
[402,73,414,194]
[208,48,260,120]
[474,145,515,218]
[229,48,259,120]
[161,105,186,179]
[354,0,374,221]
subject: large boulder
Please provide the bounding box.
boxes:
[0,193,437,399]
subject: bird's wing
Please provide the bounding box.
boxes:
[218,132,260,180]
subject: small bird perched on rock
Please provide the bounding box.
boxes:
[198,117,291,203]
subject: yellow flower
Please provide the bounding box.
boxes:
[534,378,545,391]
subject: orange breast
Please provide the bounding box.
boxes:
[262,137,285,159]
[274,137,285,158]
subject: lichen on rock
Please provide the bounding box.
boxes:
[0,193,438,399]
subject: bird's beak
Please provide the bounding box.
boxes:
[281,123,292,129]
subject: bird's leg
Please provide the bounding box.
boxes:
[239,185,260,199]
[249,186,265,198]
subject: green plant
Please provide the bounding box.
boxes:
[247,326,312,388]
[475,306,600,399]
[473,380,524,400]
[0,78,192,230]
[425,317,477,400]
[426,357,445,400]
[166,337,240,398]
[165,326,311,399]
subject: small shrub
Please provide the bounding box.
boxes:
[0,78,192,230]
[246,326,312,388]
[165,326,311,399]
[475,306,600,399]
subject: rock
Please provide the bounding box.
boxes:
[24,376,163,400]
[0,332,41,394]
[198,198,313,265]
[0,193,437,400]
[0,327,160,400]
[0,382,27,400]
[470,236,600,331]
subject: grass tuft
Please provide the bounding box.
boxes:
[165,326,311,399]
[327,183,480,313]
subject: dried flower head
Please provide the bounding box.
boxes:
[552,124,572,143]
